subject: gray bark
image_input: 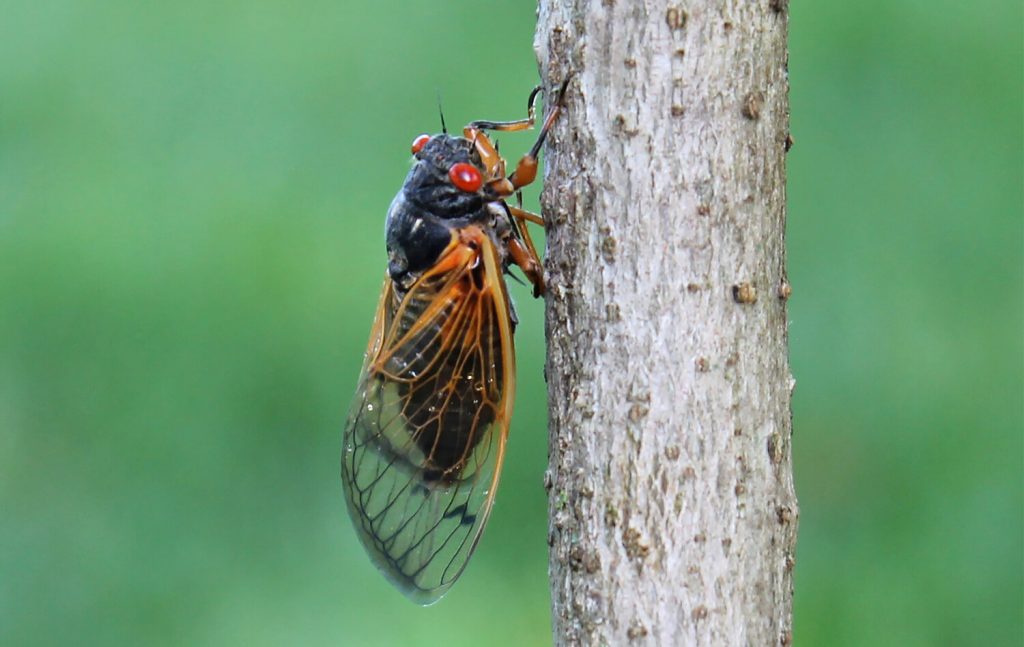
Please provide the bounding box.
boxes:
[534,1,798,645]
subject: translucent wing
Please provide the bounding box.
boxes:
[341,226,516,605]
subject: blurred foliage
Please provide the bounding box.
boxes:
[0,1,1019,645]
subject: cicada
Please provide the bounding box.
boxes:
[341,80,568,604]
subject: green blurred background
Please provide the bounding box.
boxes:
[1,1,1020,645]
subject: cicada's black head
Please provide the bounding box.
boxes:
[403,134,489,217]
[385,134,493,284]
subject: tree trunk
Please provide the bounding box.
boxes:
[534,1,798,645]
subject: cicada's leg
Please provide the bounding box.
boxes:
[507,205,543,226]
[483,78,572,198]
[507,237,544,298]
[463,129,501,179]
[464,86,542,180]
[502,197,545,297]
[465,86,542,134]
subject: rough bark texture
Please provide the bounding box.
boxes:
[534,1,797,645]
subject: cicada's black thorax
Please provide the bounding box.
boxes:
[385,135,493,287]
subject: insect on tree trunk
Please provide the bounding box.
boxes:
[534,1,798,645]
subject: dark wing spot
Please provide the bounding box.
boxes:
[443,503,477,526]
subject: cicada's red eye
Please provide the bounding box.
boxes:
[411,134,431,154]
[449,162,482,193]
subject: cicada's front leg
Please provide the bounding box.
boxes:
[464,85,542,179]
[469,78,571,198]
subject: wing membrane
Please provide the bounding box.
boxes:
[342,227,515,604]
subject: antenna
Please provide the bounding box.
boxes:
[436,93,448,134]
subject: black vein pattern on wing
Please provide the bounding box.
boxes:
[341,235,511,603]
